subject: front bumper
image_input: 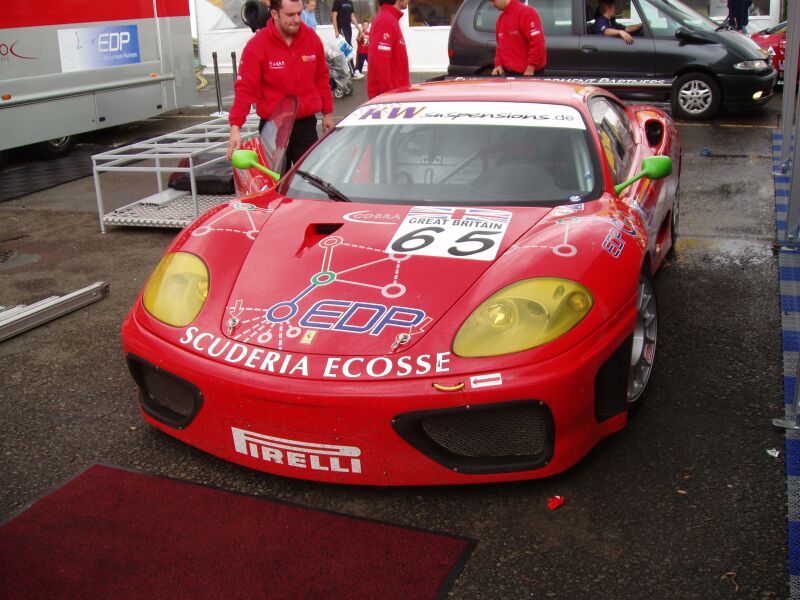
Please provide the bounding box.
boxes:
[719,70,776,108]
[122,299,636,485]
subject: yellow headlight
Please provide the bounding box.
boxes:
[142,252,209,327]
[453,278,593,357]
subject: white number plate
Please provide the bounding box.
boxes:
[386,207,512,261]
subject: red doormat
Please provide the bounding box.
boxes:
[0,465,475,599]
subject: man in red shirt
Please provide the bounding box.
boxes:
[366,0,410,99]
[490,0,546,77]
[226,0,334,168]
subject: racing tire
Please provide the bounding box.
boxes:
[671,72,721,121]
[37,136,75,159]
[627,272,658,407]
[666,190,680,260]
[333,87,346,99]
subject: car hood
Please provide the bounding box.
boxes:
[223,198,549,356]
[710,28,772,60]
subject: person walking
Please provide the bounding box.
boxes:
[367,0,410,98]
[354,17,370,77]
[301,0,317,30]
[490,0,546,77]
[331,0,363,77]
[727,0,748,31]
[226,0,334,169]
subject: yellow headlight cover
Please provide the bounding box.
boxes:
[142,252,209,327]
[453,278,593,357]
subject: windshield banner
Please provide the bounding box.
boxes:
[339,102,586,129]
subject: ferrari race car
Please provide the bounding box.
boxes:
[122,80,681,485]
[751,21,788,83]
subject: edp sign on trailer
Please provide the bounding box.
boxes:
[0,0,197,153]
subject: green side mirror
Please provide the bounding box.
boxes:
[231,149,280,183]
[614,155,673,195]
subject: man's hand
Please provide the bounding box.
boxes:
[322,114,335,133]
[620,30,633,44]
[523,65,535,76]
[227,126,242,161]
[491,65,505,76]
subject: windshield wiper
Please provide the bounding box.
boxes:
[295,170,351,202]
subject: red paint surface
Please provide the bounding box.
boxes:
[3,0,189,29]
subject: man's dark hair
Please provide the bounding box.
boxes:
[596,0,616,11]
[271,0,301,12]
[378,0,398,5]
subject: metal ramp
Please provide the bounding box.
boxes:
[92,115,260,232]
[0,282,109,343]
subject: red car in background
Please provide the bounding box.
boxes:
[751,21,787,82]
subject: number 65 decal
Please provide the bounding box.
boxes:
[390,227,502,258]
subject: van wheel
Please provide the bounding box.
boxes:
[671,73,721,120]
[37,136,75,158]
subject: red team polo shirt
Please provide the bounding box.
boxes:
[366,3,410,99]
[229,19,333,128]
[494,0,546,74]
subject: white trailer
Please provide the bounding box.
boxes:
[0,0,197,159]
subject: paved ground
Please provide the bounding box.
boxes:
[0,78,789,598]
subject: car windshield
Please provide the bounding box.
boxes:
[637,0,719,33]
[757,21,786,35]
[281,101,601,206]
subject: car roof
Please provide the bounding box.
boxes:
[370,79,599,108]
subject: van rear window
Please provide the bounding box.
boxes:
[474,0,572,35]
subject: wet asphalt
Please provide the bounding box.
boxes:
[0,76,789,599]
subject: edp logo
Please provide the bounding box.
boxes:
[98,32,131,52]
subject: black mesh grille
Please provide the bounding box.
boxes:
[421,404,547,458]
[393,400,554,474]
[127,355,202,429]
[141,368,196,417]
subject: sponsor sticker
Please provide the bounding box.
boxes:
[386,206,512,261]
[343,210,402,225]
[232,427,362,474]
[179,326,451,379]
[470,373,503,388]
[340,101,586,129]
[57,25,140,72]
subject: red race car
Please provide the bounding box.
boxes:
[751,21,787,82]
[122,80,681,485]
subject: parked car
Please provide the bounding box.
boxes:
[447,0,775,120]
[123,79,680,485]
[750,21,787,83]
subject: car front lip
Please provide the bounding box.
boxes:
[122,294,637,485]
[718,70,777,105]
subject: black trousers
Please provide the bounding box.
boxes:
[259,115,318,171]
